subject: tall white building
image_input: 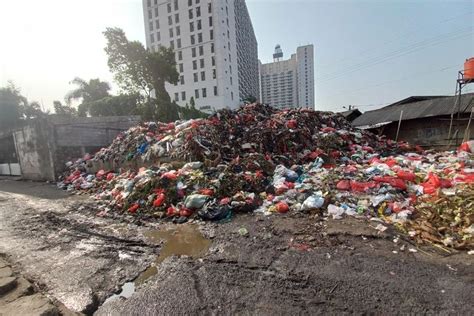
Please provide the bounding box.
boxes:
[142,0,259,111]
[260,45,315,109]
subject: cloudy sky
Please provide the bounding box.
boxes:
[0,0,472,112]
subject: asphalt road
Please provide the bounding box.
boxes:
[0,179,473,315]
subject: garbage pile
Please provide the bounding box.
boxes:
[85,103,402,167]
[58,104,474,250]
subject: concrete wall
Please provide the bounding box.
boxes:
[13,119,56,181]
[10,116,141,181]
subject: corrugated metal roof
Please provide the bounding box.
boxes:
[352,93,474,127]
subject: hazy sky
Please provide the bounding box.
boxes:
[0,0,473,112]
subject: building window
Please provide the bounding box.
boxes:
[154,7,158,17]
[209,16,213,27]
[179,63,183,72]
[147,0,151,7]
[196,0,200,3]
[211,43,214,53]
[202,88,207,98]
[180,75,185,84]
[212,69,216,79]
[177,38,181,48]
[194,73,198,82]
[189,22,194,32]
[195,89,199,98]
[226,6,228,15]
[149,21,154,31]
[197,20,202,30]
[200,59,204,68]
[211,56,215,66]
[210,30,214,40]
[157,32,161,41]
[231,91,234,100]
[188,0,192,6]
[177,51,182,60]
[208,3,212,13]
[176,26,180,36]
[155,19,160,29]
[193,60,197,70]
[169,40,174,49]
[169,28,174,37]
[214,86,218,96]
[196,7,201,17]
[198,33,202,43]
[167,3,171,13]
[226,18,229,27]
[227,30,230,38]
[230,76,233,85]
[189,9,193,19]
[174,0,178,10]
[148,10,152,19]
[181,91,186,101]
[229,65,232,74]
[201,71,205,81]
[168,16,173,25]
[175,13,179,23]
[192,47,196,57]
[199,46,204,56]
[228,54,231,63]
[191,35,195,45]
[150,33,155,43]
[174,93,179,101]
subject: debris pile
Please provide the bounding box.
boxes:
[58,103,474,250]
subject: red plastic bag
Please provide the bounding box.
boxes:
[106,173,115,181]
[458,141,474,153]
[153,193,166,207]
[396,170,416,182]
[276,202,289,213]
[373,176,407,190]
[421,173,441,195]
[350,181,377,192]
[128,203,139,213]
[336,180,351,191]
[96,169,106,179]
[286,119,297,129]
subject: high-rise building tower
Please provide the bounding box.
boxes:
[142,0,259,112]
[260,44,315,109]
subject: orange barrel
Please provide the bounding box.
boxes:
[464,58,474,80]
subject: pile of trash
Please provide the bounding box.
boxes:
[58,104,474,250]
[83,103,403,167]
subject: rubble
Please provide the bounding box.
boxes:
[57,104,474,250]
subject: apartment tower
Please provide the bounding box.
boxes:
[142,0,259,111]
[260,44,315,109]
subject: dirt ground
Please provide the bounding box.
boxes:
[0,178,473,315]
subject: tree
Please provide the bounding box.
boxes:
[0,82,46,128]
[0,83,25,128]
[80,94,140,117]
[103,27,179,122]
[54,101,77,117]
[65,77,111,105]
[243,95,257,104]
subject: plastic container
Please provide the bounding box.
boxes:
[464,57,474,80]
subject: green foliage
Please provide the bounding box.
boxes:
[0,82,47,128]
[53,101,77,117]
[0,83,25,127]
[103,27,179,122]
[79,94,140,117]
[65,77,111,104]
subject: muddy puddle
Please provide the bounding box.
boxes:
[104,224,211,304]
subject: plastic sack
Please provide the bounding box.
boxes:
[301,194,325,210]
[396,170,416,182]
[350,180,377,192]
[373,176,407,190]
[420,173,441,195]
[458,140,474,153]
[184,194,208,209]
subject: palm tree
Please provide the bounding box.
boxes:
[65,77,111,104]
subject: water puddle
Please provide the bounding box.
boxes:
[103,281,135,304]
[104,224,211,304]
[135,224,211,285]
